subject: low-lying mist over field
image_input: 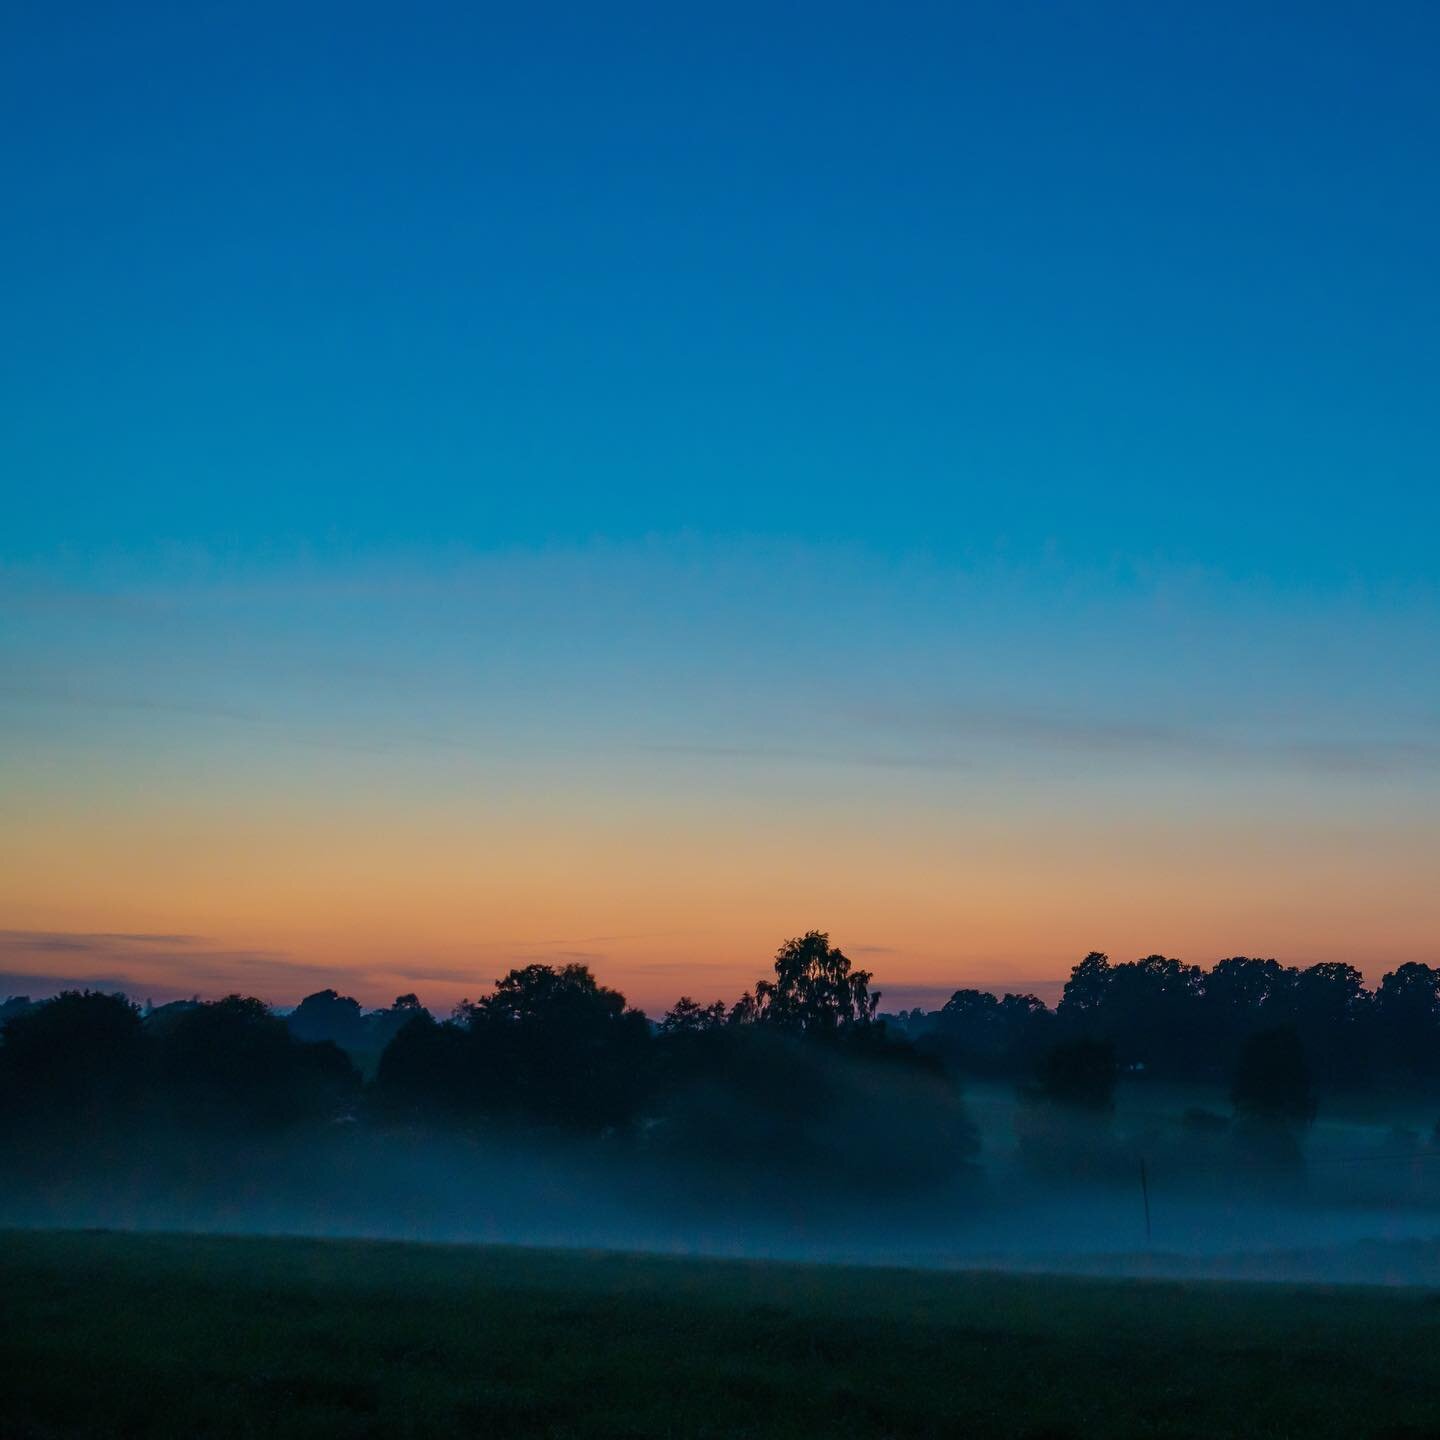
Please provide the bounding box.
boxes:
[11,1108,1440,1286]
[8,938,1440,1286]
[9,1074,1440,1286]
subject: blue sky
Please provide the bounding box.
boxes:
[4,1,1438,578]
[2,3,1438,1006]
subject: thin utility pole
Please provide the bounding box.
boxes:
[1139,1157,1152,1245]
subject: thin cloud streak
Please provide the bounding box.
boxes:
[0,932,380,1005]
[0,932,647,1008]
[639,742,975,772]
[0,930,204,953]
[854,704,1440,777]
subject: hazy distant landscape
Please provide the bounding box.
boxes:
[8,936,1440,1287]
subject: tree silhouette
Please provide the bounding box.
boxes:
[366,993,428,1054]
[726,990,761,1026]
[0,990,146,1149]
[288,989,366,1051]
[0,995,36,1031]
[1291,962,1369,1085]
[920,989,1055,1077]
[753,931,878,1034]
[1374,963,1440,1079]
[1058,951,1111,1018]
[372,1009,472,1122]
[659,997,728,1034]
[1203,957,1294,1061]
[155,994,359,1131]
[456,964,652,1132]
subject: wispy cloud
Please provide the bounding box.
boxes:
[514,950,609,966]
[0,931,350,1004]
[639,742,974,772]
[850,703,1440,778]
[0,930,204,953]
[0,931,625,1008]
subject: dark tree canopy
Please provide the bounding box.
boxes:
[369,992,427,1052]
[753,931,878,1034]
[1059,951,1112,1017]
[373,1009,472,1121]
[155,995,359,1131]
[880,949,1379,1086]
[452,964,652,1132]
[0,990,145,1141]
[920,988,1054,1076]
[1374,964,1440,1079]
[659,997,728,1035]
[287,989,366,1050]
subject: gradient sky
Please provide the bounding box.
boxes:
[3,2,1438,1012]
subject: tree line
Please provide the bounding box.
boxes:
[892,951,1440,1088]
[3,936,1438,1200]
[0,935,970,1201]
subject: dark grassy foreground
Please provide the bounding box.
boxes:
[3,1230,1440,1439]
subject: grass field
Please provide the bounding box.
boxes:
[3,1229,1440,1438]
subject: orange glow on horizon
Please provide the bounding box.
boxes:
[3,770,1434,1013]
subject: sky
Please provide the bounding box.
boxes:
[2,2,1438,1013]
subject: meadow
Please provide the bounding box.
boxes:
[3,1229,1440,1439]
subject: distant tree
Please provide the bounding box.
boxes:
[1291,962,1370,1084]
[753,932,878,1035]
[881,1007,934,1039]
[1231,1026,1316,1127]
[654,998,732,1095]
[925,990,1001,1073]
[659,997,728,1035]
[0,990,146,1145]
[369,992,425,1040]
[0,995,37,1030]
[1058,951,1111,1018]
[288,989,366,1051]
[1110,955,1205,1073]
[155,995,359,1131]
[726,990,761,1026]
[1057,952,1203,1075]
[143,999,199,1028]
[1200,957,1298,1073]
[939,988,1001,1027]
[995,993,1055,1071]
[1374,964,1440,1080]
[456,964,652,1132]
[1204,956,1294,1023]
[372,1010,472,1122]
